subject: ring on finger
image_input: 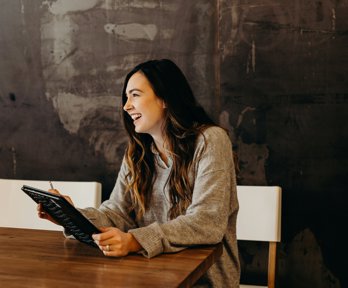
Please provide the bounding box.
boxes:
[106,244,110,252]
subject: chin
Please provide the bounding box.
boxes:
[134,127,144,134]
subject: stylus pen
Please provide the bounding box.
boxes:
[49,181,54,189]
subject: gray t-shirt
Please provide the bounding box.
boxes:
[79,126,240,287]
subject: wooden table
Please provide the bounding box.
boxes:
[0,227,222,287]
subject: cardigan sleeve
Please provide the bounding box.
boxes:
[129,127,238,258]
[77,157,138,232]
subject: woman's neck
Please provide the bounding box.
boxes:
[153,136,169,166]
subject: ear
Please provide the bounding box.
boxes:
[162,101,167,108]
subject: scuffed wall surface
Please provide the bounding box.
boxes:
[219,0,347,287]
[1,0,347,287]
[0,0,217,198]
[39,0,216,169]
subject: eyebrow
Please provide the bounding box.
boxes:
[127,88,144,95]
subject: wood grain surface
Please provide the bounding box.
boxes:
[0,227,222,288]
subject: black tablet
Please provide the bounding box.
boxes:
[21,184,100,247]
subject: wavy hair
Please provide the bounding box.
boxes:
[121,59,216,220]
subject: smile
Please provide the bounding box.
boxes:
[130,113,142,121]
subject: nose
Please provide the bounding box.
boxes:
[123,97,133,112]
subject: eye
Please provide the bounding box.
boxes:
[132,93,140,97]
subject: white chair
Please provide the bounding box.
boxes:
[237,185,282,288]
[0,179,102,231]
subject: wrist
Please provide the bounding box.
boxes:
[127,233,142,253]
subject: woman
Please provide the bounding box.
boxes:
[39,59,240,287]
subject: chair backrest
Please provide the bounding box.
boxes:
[236,185,282,288]
[0,179,102,231]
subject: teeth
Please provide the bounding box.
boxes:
[131,113,141,120]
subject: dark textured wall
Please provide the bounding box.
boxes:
[1,1,347,287]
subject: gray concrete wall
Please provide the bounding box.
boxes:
[1,1,347,287]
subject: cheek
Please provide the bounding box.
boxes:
[154,104,166,120]
[147,100,165,117]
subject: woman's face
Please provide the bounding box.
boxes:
[124,72,166,138]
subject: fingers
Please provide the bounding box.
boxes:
[47,189,74,206]
[92,227,129,257]
[92,227,117,242]
[98,244,124,257]
[63,195,74,205]
[48,188,60,194]
[37,208,50,220]
[37,203,45,217]
[36,203,59,224]
[37,204,49,220]
[101,244,111,252]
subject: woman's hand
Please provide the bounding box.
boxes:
[92,227,142,257]
[36,189,74,225]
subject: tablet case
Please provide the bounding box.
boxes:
[21,185,100,247]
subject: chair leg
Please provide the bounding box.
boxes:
[268,242,277,288]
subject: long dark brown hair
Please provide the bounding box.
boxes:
[121,59,216,220]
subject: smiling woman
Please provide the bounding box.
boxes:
[38,59,240,288]
[123,72,167,137]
